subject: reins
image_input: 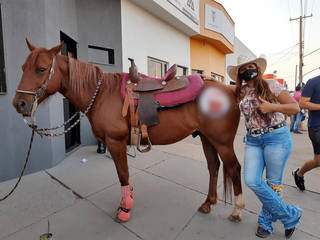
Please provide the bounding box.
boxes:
[0,57,103,201]
[0,129,35,202]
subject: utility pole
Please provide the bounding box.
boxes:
[290,0,312,85]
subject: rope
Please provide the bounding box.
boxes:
[0,129,35,202]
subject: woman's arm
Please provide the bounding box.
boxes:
[259,91,300,115]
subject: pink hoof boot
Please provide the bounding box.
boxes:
[117,185,133,222]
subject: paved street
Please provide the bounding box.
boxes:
[0,119,319,240]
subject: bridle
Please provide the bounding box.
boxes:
[16,56,103,137]
[0,56,103,202]
[16,57,57,126]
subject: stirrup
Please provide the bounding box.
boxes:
[137,133,152,153]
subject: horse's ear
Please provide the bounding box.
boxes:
[49,42,64,56]
[25,38,35,51]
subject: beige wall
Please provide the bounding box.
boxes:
[190,38,225,77]
[197,0,234,53]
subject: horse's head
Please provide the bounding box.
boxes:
[12,39,64,116]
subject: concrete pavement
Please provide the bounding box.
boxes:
[0,121,319,240]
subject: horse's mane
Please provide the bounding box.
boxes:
[68,57,120,97]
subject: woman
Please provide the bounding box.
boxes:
[290,85,303,134]
[227,57,302,239]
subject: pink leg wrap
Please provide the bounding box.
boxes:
[117,185,134,222]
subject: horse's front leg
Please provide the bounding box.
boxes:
[106,137,133,222]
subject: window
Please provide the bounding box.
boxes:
[211,72,224,82]
[0,4,6,94]
[192,69,204,75]
[88,45,115,65]
[148,57,168,78]
[177,65,188,76]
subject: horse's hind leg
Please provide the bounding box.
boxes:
[198,134,220,214]
[215,144,245,222]
[105,137,133,222]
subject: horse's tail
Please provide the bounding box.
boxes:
[223,163,233,204]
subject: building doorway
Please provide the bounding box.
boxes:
[60,31,81,152]
[0,4,6,94]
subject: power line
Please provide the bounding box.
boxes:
[303,66,320,77]
[304,47,320,57]
[268,43,299,59]
[268,49,297,67]
[268,55,296,69]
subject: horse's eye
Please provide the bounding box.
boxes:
[36,68,46,74]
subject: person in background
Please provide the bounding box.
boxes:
[299,109,307,131]
[293,75,320,191]
[290,85,303,134]
[228,57,301,239]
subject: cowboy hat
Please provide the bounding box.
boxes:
[227,56,267,81]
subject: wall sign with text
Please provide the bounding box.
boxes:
[167,0,200,24]
[204,4,235,45]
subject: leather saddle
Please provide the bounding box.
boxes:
[122,58,189,152]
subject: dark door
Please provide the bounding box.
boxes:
[0,4,6,93]
[60,31,80,152]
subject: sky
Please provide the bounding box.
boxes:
[218,0,320,90]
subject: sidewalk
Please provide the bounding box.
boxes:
[0,122,319,240]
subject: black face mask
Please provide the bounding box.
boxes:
[239,69,258,81]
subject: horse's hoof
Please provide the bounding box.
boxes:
[198,203,211,214]
[116,209,131,223]
[228,214,242,222]
[115,205,131,223]
[116,216,130,223]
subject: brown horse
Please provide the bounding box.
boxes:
[13,40,244,222]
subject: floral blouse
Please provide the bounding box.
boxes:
[239,80,285,130]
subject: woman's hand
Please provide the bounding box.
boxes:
[258,97,275,114]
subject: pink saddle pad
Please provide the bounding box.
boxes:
[120,74,204,107]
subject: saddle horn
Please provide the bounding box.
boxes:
[128,58,139,83]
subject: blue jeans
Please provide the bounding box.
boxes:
[244,126,301,233]
[291,112,303,132]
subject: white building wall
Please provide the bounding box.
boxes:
[130,0,199,36]
[121,0,191,74]
[225,37,256,84]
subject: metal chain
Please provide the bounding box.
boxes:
[29,74,103,137]
[35,111,80,132]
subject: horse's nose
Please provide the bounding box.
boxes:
[15,99,27,113]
